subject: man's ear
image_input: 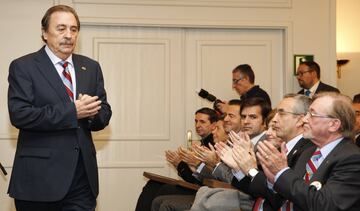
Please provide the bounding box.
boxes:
[243,75,251,83]
[42,29,47,41]
[328,119,341,133]
[210,122,216,131]
[295,115,305,128]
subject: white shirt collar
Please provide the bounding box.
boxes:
[306,81,320,97]
[251,131,266,146]
[286,134,303,155]
[318,137,343,159]
[45,45,73,67]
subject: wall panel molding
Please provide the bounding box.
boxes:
[98,161,165,168]
[92,37,171,141]
[73,0,292,8]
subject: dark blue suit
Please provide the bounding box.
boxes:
[297,81,340,95]
[7,46,111,202]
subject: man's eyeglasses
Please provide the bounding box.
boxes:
[295,70,312,77]
[276,109,303,116]
[306,111,335,119]
[232,77,244,85]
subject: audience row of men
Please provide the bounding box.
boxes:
[136,61,360,211]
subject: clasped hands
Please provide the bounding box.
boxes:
[192,143,219,170]
[165,147,201,172]
[75,93,102,119]
[256,141,288,183]
[215,131,257,174]
[214,131,288,184]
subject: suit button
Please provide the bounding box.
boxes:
[74,147,79,152]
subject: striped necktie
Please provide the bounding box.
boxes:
[305,149,322,182]
[252,197,264,211]
[278,149,322,211]
[61,61,74,101]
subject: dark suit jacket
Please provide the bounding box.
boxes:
[7,46,112,201]
[298,81,340,95]
[241,85,272,107]
[177,134,214,185]
[275,138,360,211]
[231,138,313,211]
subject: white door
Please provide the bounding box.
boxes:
[185,28,284,131]
[78,26,186,211]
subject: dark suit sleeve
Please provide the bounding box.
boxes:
[8,60,78,131]
[274,154,360,211]
[87,63,111,131]
[231,172,287,210]
[177,161,202,185]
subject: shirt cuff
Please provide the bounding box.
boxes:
[232,169,245,181]
[196,162,206,173]
[266,180,275,192]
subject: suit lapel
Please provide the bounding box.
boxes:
[34,47,70,102]
[309,140,348,183]
[73,54,90,100]
[315,82,324,94]
[293,146,317,177]
[287,138,312,168]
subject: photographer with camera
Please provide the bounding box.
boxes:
[215,64,271,113]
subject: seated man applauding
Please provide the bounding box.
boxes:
[135,108,217,211]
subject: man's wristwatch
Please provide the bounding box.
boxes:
[247,168,259,180]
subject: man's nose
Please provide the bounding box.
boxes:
[64,28,72,38]
[243,117,249,123]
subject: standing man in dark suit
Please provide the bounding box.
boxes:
[257,92,360,211]
[7,5,112,211]
[296,61,339,98]
[353,93,360,147]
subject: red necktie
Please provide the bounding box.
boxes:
[253,197,264,211]
[61,61,74,101]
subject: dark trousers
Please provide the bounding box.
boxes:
[151,195,195,211]
[135,180,196,211]
[15,154,96,211]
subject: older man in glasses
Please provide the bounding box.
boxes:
[257,92,360,211]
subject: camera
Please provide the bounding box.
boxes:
[197,89,224,114]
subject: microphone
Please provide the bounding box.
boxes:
[0,162,7,176]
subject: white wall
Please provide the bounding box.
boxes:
[337,0,360,97]
[0,0,337,210]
